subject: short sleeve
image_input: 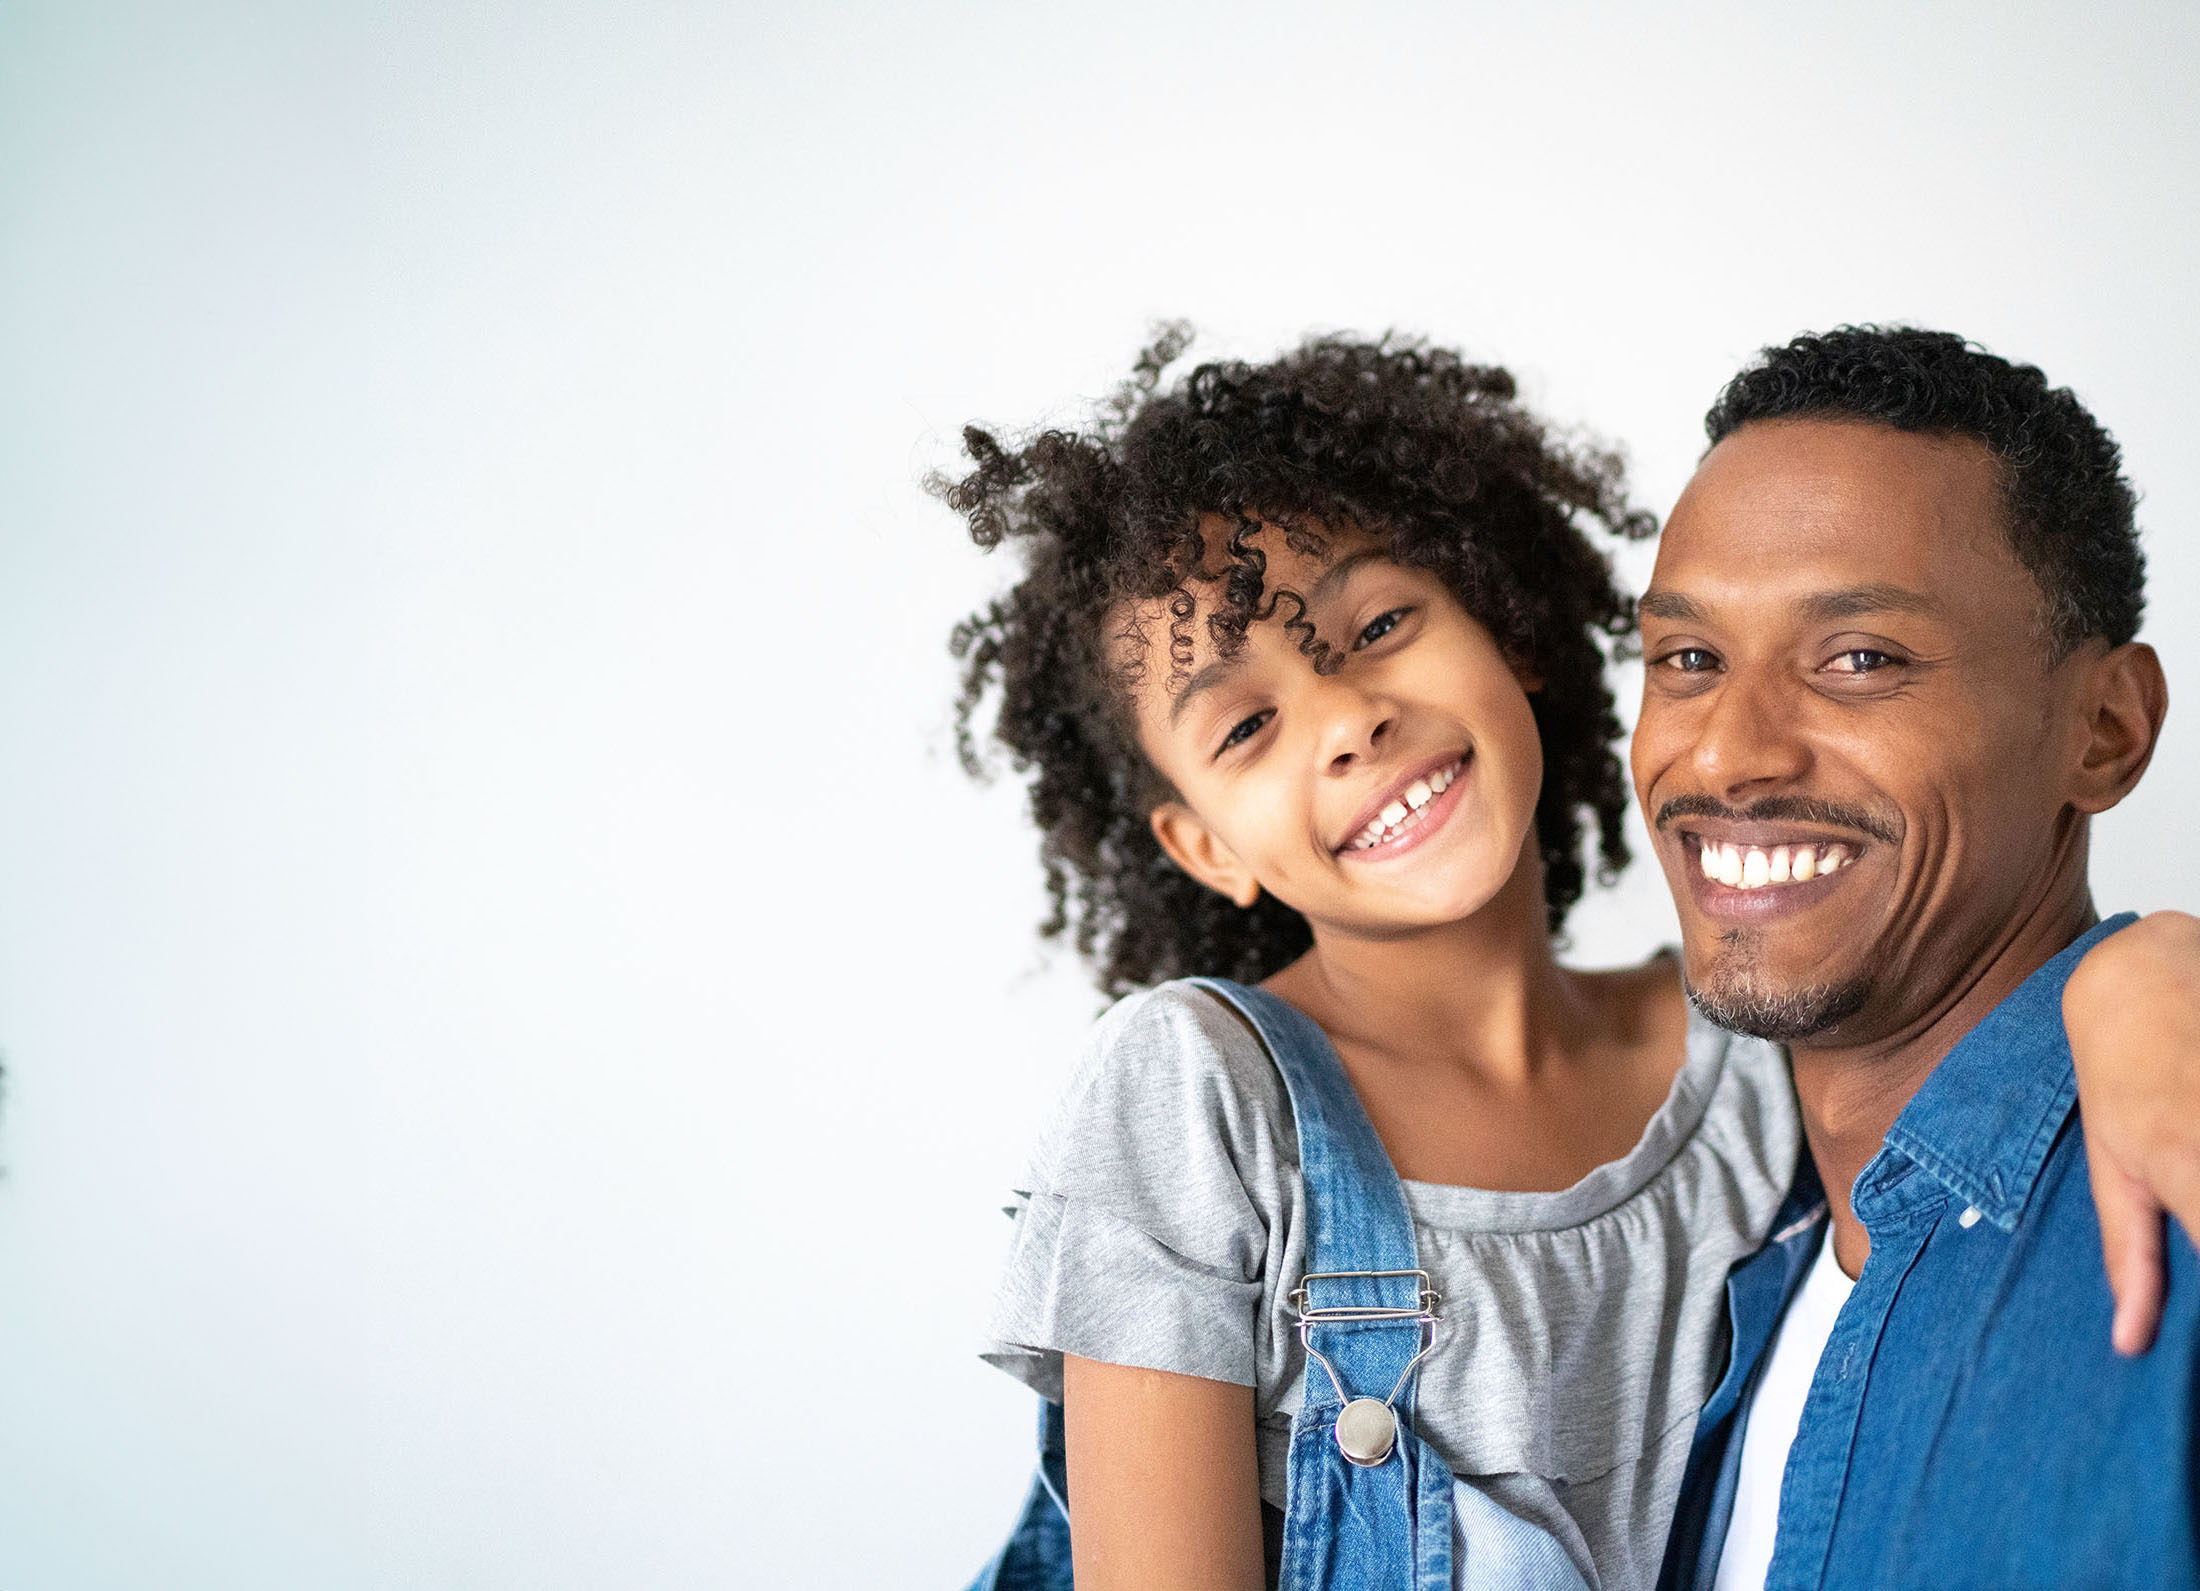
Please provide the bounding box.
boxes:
[982,982,1303,1400]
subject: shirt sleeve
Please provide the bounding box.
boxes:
[982,982,1301,1400]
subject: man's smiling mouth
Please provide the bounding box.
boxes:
[1693,838,1858,890]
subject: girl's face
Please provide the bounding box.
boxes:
[1128,524,1545,941]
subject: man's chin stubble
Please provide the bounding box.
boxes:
[1684,968,1871,1042]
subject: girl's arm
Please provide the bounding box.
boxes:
[2066,910,2200,1355]
[1063,1353,1266,1591]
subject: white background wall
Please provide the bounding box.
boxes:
[2,3,2196,1586]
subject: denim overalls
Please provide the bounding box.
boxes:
[970,979,1591,1591]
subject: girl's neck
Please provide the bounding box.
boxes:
[1264,837,1597,1086]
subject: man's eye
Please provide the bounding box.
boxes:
[1355,608,1411,649]
[1826,649,1896,674]
[1217,710,1272,755]
[1660,647,1719,673]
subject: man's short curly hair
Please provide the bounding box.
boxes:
[1705,325,2144,655]
[937,327,1655,996]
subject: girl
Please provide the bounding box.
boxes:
[941,330,2199,1591]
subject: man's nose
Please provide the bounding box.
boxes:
[1689,666,1811,796]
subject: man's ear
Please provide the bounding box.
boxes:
[1150,802,1261,908]
[2070,641,2169,815]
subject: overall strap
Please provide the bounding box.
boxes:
[1187,980,1430,1387]
[1190,978,1449,1589]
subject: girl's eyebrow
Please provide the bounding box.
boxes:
[1169,550,1390,726]
[1169,656,1243,726]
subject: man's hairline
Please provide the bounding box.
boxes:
[1683,412,2092,663]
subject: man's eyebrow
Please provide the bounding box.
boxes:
[1637,584,1940,623]
[1794,584,1940,622]
[1168,655,1243,726]
[1637,591,1704,622]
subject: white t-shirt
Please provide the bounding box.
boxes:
[1712,1224,1857,1591]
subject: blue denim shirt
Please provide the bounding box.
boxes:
[1660,913,2200,1590]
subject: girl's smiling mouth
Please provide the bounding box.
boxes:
[1339,752,1472,858]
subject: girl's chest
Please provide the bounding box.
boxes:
[1338,1049,1683,1191]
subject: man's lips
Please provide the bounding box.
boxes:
[1673,824,1878,922]
[1685,829,1860,890]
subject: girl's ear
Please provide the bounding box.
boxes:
[1150,802,1261,909]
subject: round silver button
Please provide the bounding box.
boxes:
[1333,1397,1397,1467]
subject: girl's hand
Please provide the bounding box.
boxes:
[1062,1354,1266,1591]
[2065,910,2200,1356]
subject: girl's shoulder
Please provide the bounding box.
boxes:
[1089,978,1283,1081]
[1025,978,1300,1196]
[986,980,1310,1400]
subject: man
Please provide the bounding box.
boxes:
[1636,326,2198,1589]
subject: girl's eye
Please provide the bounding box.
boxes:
[1355,608,1412,649]
[1217,709,1272,756]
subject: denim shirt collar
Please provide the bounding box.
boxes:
[1860,911,2135,1234]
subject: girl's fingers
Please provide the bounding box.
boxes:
[2088,1149,2166,1357]
[2140,1142,2200,1252]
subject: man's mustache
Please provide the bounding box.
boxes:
[1653,793,1901,846]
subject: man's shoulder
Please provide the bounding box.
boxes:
[1829,1116,2200,1585]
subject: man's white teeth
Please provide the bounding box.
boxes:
[1697,840,1853,889]
[1351,760,1461,849]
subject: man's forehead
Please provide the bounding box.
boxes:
[1652,417,2016,600]
[1672,417,2003,527]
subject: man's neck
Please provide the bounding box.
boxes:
[1790,870,2097,1277]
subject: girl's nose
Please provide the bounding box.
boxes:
[1318,686,1397,773]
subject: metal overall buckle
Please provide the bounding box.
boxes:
[1290,1268,1441,1467]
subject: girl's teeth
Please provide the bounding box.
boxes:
[1700,841,1859,890]
[1349,759,1465,850]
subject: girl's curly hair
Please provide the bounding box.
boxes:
[937,327,1655,997]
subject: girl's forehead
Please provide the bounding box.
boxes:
[1110,527,1400,696]
[1179,512,1372,576]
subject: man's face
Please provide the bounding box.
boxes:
[1632,418,2094,1044]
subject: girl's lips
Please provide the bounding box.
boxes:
[1336,752,1471,862]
